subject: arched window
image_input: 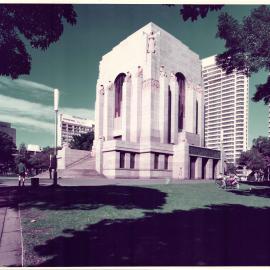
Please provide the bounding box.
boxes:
[114,73,126,117]
[175,72,185,131]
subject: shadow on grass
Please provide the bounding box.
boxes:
[230,187,270,199]
[34,203,270,266]
[2,185,166,211]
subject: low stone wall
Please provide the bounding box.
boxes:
[57,147,91,169]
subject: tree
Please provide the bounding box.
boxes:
[238,136,270,179]
[226,163,237,175]
[0,131,16,172]
[15,143,30,166]
[28,146,54,175]
[179,5,224,22]
[0,4,77,79]
[215,5,270,104]
[69,131,94,151]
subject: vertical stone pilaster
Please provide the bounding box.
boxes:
[94,84,104,141]
[158,154,165,170]
[205,159,213,179]
[122,73,132,142]
[124,153,131,169]
[169,73,179,144]
[130,67,143,143]
[103,82,114,140]
[159,67,168,144]
[172,143,189,180]
[139,153,153,178]
[95,138,103,174]
[195,157,202,179]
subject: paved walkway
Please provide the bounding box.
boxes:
[0,176,214,187]
[0,188,23,267]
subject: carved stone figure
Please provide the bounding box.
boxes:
[143,30,160,53]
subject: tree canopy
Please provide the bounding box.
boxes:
[179,5,224,22]
[238,136,270,171]
[0,4,77,79]
[69,131,94,151]
[215,5,270,104]
[0,131,16,169]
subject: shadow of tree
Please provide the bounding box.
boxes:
[34,204,270,266]
[230,187,270,199]
[4,185,166,211]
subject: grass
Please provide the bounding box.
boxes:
[16,182,270,266]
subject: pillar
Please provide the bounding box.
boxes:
[94,84,104,141]
[158,154,165,170]
[95,138,103,174]
[159,66,168,144]
[122,72,132,141]
[103,81,114,140]
[205,159,213,179]
[169,73,179,144]
[130,66,143,143]
[195,157,202,179]
[124,153,131,169]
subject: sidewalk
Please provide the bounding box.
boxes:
[0,189,23,267]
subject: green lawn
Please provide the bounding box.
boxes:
[18,182,270,266]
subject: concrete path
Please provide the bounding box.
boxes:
[0,189,23,267]
[0,176,214,187]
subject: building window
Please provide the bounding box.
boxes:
[154,153,159,169]
[176,72,185,131]
[114,73,126,118]
[130,153,135,169]
[165,155,169,170]
[120,152,125,168]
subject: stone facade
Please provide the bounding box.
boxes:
[93,22,223,179]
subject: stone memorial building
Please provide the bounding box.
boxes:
[93,22,223,179]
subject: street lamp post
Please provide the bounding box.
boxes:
[53,89,59,186]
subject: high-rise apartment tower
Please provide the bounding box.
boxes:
[201,55,249,164]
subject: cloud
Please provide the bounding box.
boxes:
[0,94,94,134]
[0,77,54,93]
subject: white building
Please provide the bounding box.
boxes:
[93,22,223,180]
[27,144,42,153]
[57,113,94,147]
[201,55,249,164]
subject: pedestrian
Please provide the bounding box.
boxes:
[17,160,26,187]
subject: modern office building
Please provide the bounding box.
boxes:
[0,121,16,144]
[201,55,249,164]
[57,113,94,147]
[93,22,223,179]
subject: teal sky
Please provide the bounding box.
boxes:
[0,4,268,148]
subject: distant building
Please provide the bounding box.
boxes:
[57,113,94,147]
[27,144,42,154]
[0,121,16,144]
[201,55,249,164]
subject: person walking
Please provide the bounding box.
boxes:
[17,160,26,187]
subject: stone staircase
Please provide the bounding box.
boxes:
[38,149,104,179]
